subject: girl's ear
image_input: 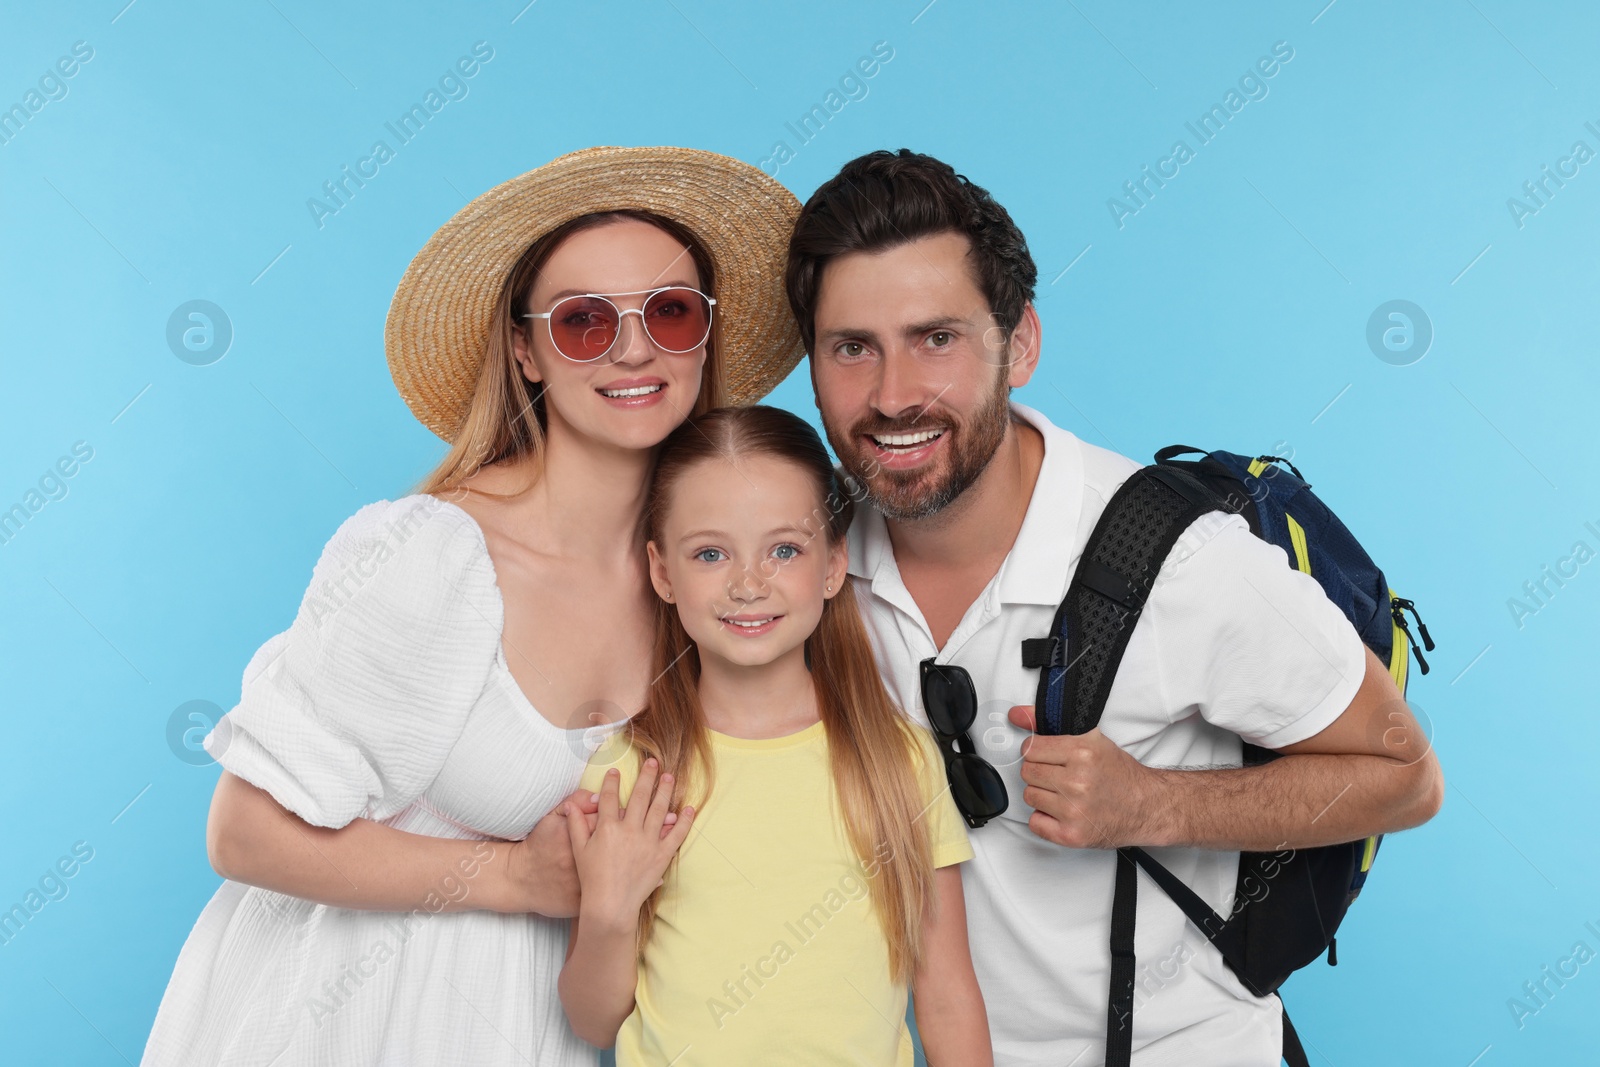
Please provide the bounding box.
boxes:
[646,540,673,602]
[824,536,849,599]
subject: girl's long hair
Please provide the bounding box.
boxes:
[416,209,726,496]
[624,405,937,983]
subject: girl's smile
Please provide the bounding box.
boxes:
[718,613,784,637]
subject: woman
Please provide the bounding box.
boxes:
[140,146,804,1066]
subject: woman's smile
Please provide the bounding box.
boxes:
[595,375,668,408]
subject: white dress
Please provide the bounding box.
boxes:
[142,495,612,1066]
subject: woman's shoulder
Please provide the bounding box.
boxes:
[320,495,487,567]
[295,494,500,631]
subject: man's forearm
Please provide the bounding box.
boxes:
[1013,648,1444,853]
[1145,749,1443,851]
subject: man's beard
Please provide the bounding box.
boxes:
[827,371,1012,522]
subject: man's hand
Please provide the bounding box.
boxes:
[1007,648,1444,854]
[1008,705,1169,850]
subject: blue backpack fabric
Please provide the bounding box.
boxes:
[1021,445,1434,1067]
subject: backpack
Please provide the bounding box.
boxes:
[1020,445,1434,1067]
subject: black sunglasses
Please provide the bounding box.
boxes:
[920,658,1009,829]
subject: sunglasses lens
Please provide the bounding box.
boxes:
[642,287,712,352]
[924,666,977,736]
[949,755,1009,819]
[548,296,619,362]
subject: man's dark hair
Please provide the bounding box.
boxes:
[785,149,1038,354]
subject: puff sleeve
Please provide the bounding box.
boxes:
[205,496,502,828]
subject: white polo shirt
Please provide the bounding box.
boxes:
[847,403,1367,1066]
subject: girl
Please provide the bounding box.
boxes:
[558,405,992,1066]
[141,147,804,1066]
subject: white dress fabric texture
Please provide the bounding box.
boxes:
[141,495,605,1067]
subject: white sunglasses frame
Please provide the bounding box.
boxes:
[520,285,718,364]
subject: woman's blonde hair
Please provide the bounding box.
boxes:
[626,405,937,984]
[416,210,726,496]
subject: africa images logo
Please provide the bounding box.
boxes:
[1106,41,1295,229]
[306,42,495,229]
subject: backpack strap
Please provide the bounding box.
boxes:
[1105,846,1244,1067]
[1023,464,1225,736]
[1123,847,1257,993]
[1023,462,1239,1067]
[1106,849,1139,1065]
[1281,1008,1311,1067]
[1109,849,1309,1066]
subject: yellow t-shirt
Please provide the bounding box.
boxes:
[577,718,973,1066]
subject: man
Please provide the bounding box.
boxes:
[785,149,1443,1066]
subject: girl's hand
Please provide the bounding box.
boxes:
[564,758,695,927]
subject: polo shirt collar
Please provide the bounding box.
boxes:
[845,401,1086,609]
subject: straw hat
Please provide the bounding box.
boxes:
[385,146,805,442]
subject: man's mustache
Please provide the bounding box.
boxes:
[849,411,955,438]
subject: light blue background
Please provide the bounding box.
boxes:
[2,1,1596,1064]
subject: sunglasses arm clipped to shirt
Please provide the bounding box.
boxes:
[920,657,1010,829]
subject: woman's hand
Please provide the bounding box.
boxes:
[497,784,680,917]
[564,758,694,928]
[492,788,598,917]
